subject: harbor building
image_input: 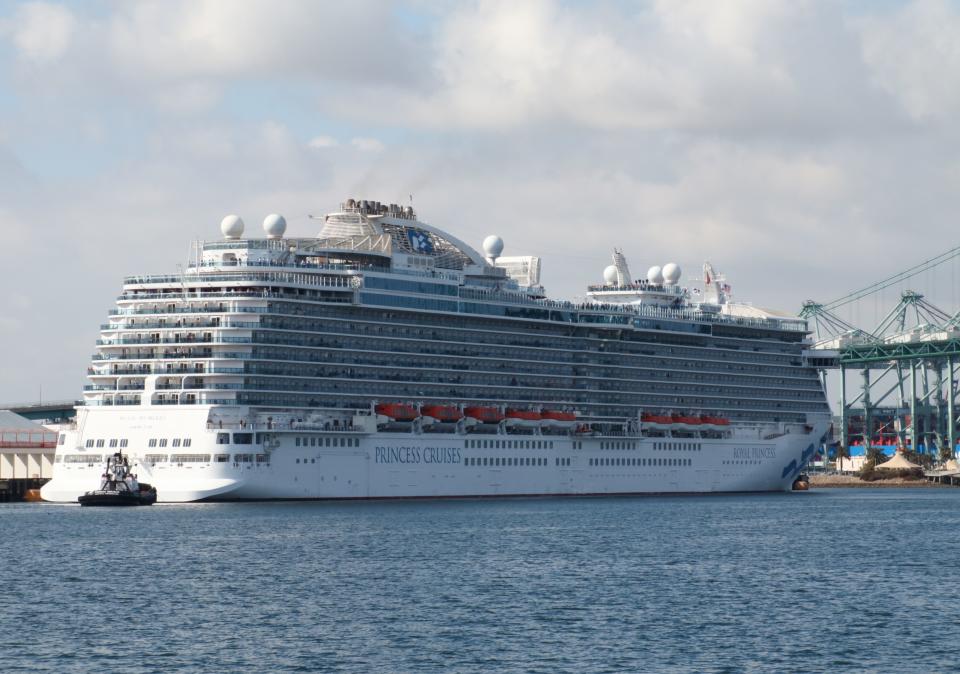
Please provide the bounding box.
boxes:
[0,410,58,501]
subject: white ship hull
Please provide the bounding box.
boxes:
[42,408,826,503]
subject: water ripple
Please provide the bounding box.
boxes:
[2,490,960,673]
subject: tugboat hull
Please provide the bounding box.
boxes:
[78,485,157,507]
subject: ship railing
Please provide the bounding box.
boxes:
[106,289,808,332]
[91,350,248,361]
[192,260,368,271]
[102,320,261,331]
[97,336,219,346]
[91,336,259,346]
[117,290,354,303]
[203,420,365,432]
[458,287,807,332]
[586,283,683,293]
[110,306,271,316]
[152,398,235,406]
[200,239,289,251]
[123,271,359,288]
[185,260,463,283]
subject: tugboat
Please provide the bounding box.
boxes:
[78,452,157,506]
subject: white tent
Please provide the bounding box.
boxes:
[876,453,921,470]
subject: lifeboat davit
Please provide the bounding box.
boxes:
[464,406,504,424]
[375,402,418,422]
[421,405,462,422]
[505,408,542,428]
[541,409,578,428]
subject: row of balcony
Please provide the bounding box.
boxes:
[105,298,806,360]
[124,271,359,288]
[96,336,254,346]
[83,376,826,414]
[117,270,807,333]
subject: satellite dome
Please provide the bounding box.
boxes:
[603,265,619,285]
[220,214,244,239]
[263,213,287,239]
[647,265,664,285]
[483,235,504,260]
[663,263,682,285]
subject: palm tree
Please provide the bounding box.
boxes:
[835,443,850,471]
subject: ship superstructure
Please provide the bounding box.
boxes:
[43,199,830,502]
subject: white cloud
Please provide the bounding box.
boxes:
[307,135,339,149]
[338,0,833,132]
[351,137,385,152]
[8,1,76,65]
[2,0,960,403]
[857,0,960,123]
[103,0,424,84]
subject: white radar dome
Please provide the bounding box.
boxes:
[662,262,682,285]
[220,214,244,239]
[647,265,664,285]
[603,265,619,285]
[263,213,287,239]
[483,235,504,260]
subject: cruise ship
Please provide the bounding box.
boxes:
[42,199,830,502]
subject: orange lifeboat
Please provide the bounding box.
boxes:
[464,406,504,423]
[541,410,576,422]
[375,402,418,421]
[700,415,730,430]
[505,409,542,421]
[542,409,578,428]
[643,413,673,427]
[421,405,462,422]
[505,408,543,428]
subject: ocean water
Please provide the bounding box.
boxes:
[2,489,959,673]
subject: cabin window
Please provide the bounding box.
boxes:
[216,433,230,445]
[234,433,253,445]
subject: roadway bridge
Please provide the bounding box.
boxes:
[0,400,78,424]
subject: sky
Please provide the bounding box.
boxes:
[1,0,960,404]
